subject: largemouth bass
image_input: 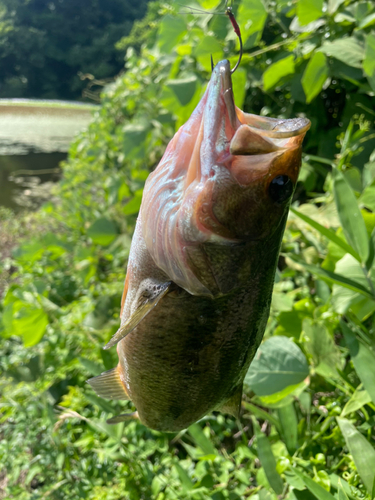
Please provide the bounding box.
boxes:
[88,60,310,432]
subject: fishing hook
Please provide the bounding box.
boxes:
[210,6,243,74]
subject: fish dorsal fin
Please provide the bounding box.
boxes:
[107,411,139,425]
[218,385,243,419]
[87,366,130,400]
[104,281,172,350]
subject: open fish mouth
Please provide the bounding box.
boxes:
[215,59,310,159]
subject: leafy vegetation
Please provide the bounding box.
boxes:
[1,0,375,498]
[0,0,149,99]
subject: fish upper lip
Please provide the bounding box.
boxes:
[219,60,238,131]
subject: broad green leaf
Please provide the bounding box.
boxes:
[157,15,186,54]
[245,336,309,396]
[319,38,364,68]
[166,76,197,107]
[341,321,375,405]
[302,318,341,377]
[2,291,49,347]
[363,34,375,78]
[290,207,360,261]
[302,52,328,103]
[277,403,298,454]
[87,218,118,246]
[331,254,375,320]
[19,307,48,347]
[123,189,143,215]
[263,55,295,91]
[122,123,149,159]
[293,469,336,500]
[253,418,284,494]
[332,168,369,263]
[237,0,267,47]
[188,424,217,456]
[193,36,222,58]
[341,386,372,417]
[337,417,375,494]
[358,13,375,30]
[297,0,323,26]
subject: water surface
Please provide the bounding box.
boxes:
[0,99,96,211]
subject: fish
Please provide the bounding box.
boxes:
[88,59,310,432]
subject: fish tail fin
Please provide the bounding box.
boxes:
[107,411,139,425]
[87,366,130,400]
[218,385,242,419]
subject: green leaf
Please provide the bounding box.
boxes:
[166,76,198,107]
[263,55,295,91]
[337,417,375,494]
[245,336,309,396]
[253,417,284,494]
[277,403,298,454]
[288,256,373,299]
[341,386,372,417]
[301,52,328,103]
[363,34,375,78]
[237,0,267,47]
[332,168,369,263]
[341,321,375,405]
[358,13,375,30]
[302,318,341,377]
[293,469,336,500]
[187,424,217,456]
[87,218,118,246]
[123,189,143,216]
[297,0,323,26]
[157,15,186,54]
[232,67,247,110]
[174,463,194,492]
[331,254,375,320]
[319,38,364,68]
[2,291,49,347]
[290,207,360,261]
[122,123,150,160]
[242,402,281,432]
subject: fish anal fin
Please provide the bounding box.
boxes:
[218,386,243,419]
[87,366,130,401]
[104,281,172,350]
[107,411,139,425]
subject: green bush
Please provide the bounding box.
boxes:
[1,0,375,498]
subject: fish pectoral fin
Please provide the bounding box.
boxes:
[87,366,130,400]
[107,411,139,424]
[218,386,243,419]
[104,281,172,350]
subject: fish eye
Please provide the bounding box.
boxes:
[269,175,293,203]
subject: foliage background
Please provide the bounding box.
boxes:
[0,0,149,99]
[1,0,375,498]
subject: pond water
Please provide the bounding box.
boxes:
[0,99,96,211]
